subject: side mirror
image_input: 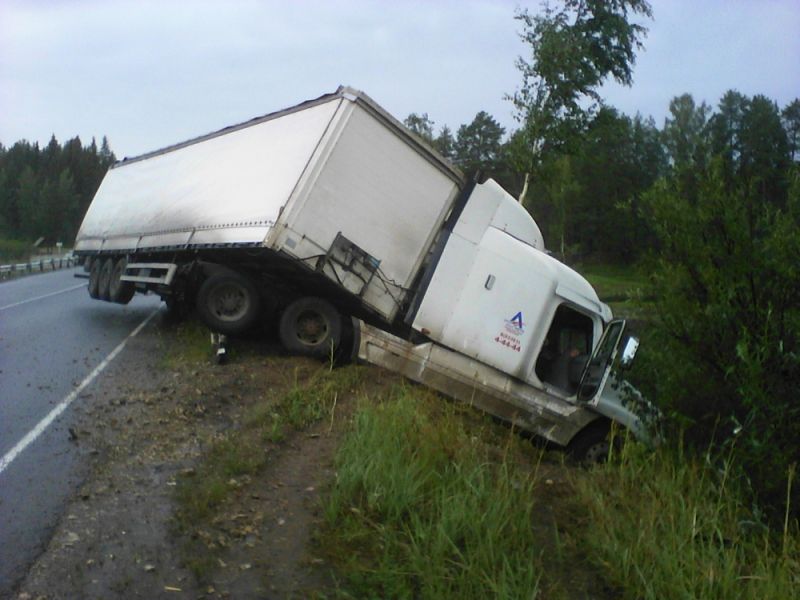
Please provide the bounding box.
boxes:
[619,337,639,369]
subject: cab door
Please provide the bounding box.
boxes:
[576,319,627,407]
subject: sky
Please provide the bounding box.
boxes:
[1,0,798,159]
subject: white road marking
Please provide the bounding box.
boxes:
[0,309,159,475]
[0,283,87,312]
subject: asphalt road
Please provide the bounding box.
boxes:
[0,268,162,597]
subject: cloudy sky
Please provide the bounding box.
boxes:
[1,0,798,158]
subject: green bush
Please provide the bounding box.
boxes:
[639,161,800,520]
[0,237,30,262]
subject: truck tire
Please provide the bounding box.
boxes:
[279,297,342,358]
[109,257,135,304]
[568,420,612,464]
[88,259,102,299]
[196,271,261,335]
[98,258,115,301]
[333,316,360,365]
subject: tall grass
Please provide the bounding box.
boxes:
[322,386,544,598]
[572,443,799,599]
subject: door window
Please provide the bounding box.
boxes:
[535,304,594,394]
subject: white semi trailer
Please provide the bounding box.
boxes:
[74,86,649,460]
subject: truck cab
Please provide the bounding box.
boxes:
[412,179,610,391]
[358,179,650,460]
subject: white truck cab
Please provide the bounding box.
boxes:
[357,179,649,460]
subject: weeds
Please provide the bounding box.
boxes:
[570,443,799,599]
[322,384,799,599]
[322,385,544,598]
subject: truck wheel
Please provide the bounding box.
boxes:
[279,297,342,358]
[196,271,261,335]
[568,420,612,464]
[109,257,135,304]
[333,316,360,365]
[98,258,115,301]
[88,259,102,299]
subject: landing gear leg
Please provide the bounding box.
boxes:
[211,332,228,365]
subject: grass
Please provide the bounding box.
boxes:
[578,263,645,300]
[321,383,799,599]
[160,320,214,368]
[578,263,654,320]
[321,385,545,598]
[568,443,799,600]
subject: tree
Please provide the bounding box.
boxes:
[662,94,711,169]
[624,113,667,252]
[661,94,711,204]
[0,168,12,233]
[99,136,116,170]
[641,160,800,521]
[551,106,663,262]
[17,166,42,237]
[0,136,115,242]
[432,125,455,160]
[509,0,652,204]
[782,99,800,162]
[453,111,505,177]
[542,155,581,259]
[708,90,749,183]
[403,113,436,144]
[739,95,790,205]
[54,169,81,240]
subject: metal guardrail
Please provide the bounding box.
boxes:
[0,256,78,280]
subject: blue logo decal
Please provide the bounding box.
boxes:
[504,311,525,335]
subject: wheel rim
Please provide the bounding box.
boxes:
[209,283,250,322]
[583,440,610,463]
[294,309,329,346]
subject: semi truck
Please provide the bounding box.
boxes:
[74,86,649,461]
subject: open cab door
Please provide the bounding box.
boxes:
[577,319,637,407]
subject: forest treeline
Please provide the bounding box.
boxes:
[405,90,799,264]
[0,136,116,248]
